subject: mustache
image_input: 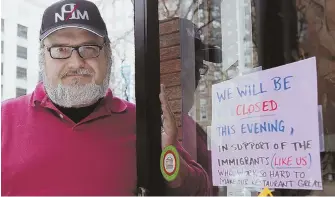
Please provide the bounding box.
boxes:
[60,69,94,78]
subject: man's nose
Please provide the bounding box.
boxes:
[68,50,85,68]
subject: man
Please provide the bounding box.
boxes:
[1,0,210,195]
[179,18,223,196]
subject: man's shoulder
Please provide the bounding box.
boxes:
[2,94,32,111]
[121,98,136,111]
[1,94,32,124]
[108,95,136,112]
[106,96,136,131]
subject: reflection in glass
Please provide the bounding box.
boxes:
[179,0,334,196]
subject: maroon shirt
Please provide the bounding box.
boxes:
[1,82,211,196]
[182,114,219,195]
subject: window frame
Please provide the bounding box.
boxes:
[17,45,28,59]
[16,87,27,97]
[1,18,4,32]
[16,66,27,79]
[17,24,28,39]
[134,0,165,195]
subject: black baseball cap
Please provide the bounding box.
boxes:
[39,0,108,41]
[180,18,222,63]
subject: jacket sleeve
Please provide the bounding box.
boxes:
[166,141,212,196]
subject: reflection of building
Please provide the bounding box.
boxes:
[98,0,135,102]
[184,0,335,195]
[120,64,134,101]
[194,63,227,132]
[1,0,46,101]
[191,0,254,133]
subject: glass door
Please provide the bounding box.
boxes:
[139,0,335,195]
[177,0,335,196]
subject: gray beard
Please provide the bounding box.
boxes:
[42,72,110,108]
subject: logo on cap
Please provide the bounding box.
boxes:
[55,3,89,23]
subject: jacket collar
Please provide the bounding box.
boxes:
[30,82,127,113]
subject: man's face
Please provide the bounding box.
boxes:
[41,28,111,108]
[44,28,107,86]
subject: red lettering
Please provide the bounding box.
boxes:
[254,102,261,112]
[273,155,310,169]
[296,157,307,166]
[274,156,293,166]
[235,100,279,116]
[242,104,246,115]
[301,157,307,166]
[270,100,278,110]
[248,104,255,113]
[236,105,242,115]
[263,101,269,111]
[284,156,292,166]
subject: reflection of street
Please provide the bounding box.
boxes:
[159,0,335,195]
[120,64,132,101]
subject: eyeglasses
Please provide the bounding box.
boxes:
[46,44,104,59]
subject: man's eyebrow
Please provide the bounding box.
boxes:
[48,40,103,47]
[80,40,103,45]
[48,43,70,47]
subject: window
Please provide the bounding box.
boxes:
[1,41,4,54]
[1,19,4,32]
[16,88,26,97]
[17,46,27,59]
[17,24,28,39]
[1,63,3,75]
[16,67,27,79]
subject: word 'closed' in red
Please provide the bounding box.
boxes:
[236,100,278,116]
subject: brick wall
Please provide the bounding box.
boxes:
[159,17,183,140]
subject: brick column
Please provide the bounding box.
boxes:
[159,17,183,140]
